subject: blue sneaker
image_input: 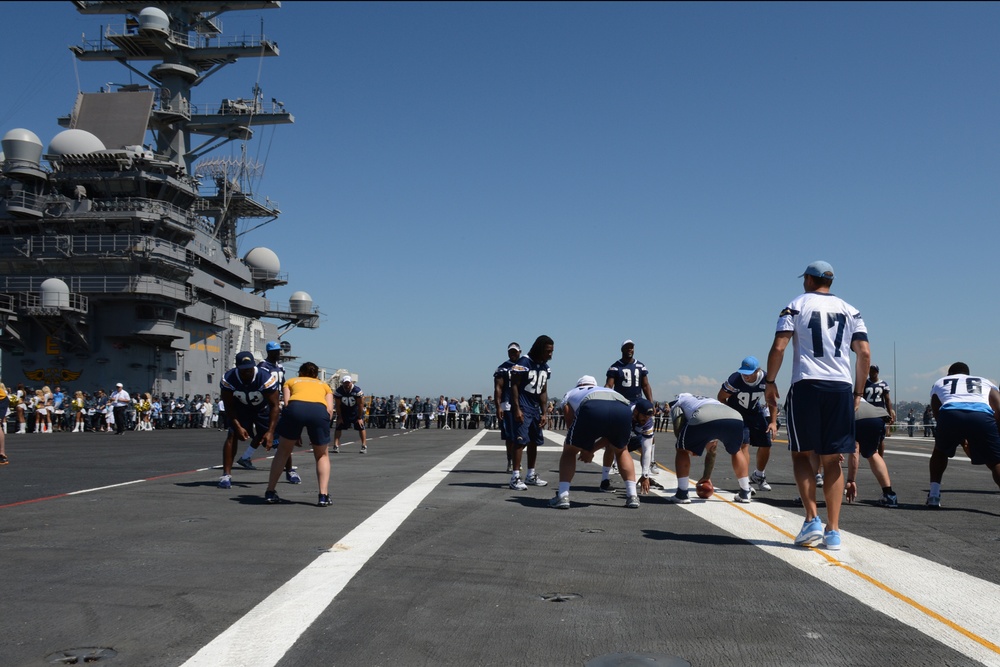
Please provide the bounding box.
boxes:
[286,469,302,484]
[794,517,824,547]
[217,474,231,489]
[823,529,842,551]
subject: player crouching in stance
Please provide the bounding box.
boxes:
[549,376,640,509]
[846,401,898,507]
[668,393,752,504]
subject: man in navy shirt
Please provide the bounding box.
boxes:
[508,335,554,490]
[334,374,367,454]
[217,351,280,489]
[494,342,521,474]
[602,339,654,491]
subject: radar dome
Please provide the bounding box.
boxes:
[2,128,43,166]
[289,291,313,314]
[40,278,70,308]
[244,247,281,277]
[48,129,106,156]
[138,7,170,33]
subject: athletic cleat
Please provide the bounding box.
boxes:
[750,470,771,491]
[794,517,824,547]
[509,476,527,491]
[815,473,824,488]
[359,446,367,454]
[264,490,281,504]
[610,463,619,475]
[286,469,302,484]
[823,529,842,551]
[878,492,899,508]
[317,494,332,507]
[793,496,803,507]
[235,457,257,470]
[926,494,941,509]
[217,474,231,489]
[548,493,570,509]
[649,464,659,476]
[505,461,513,473]
[599,479,616,493]
[734,489,752,504]
[625,495,640,509]
[525,474,548,487]
[667,489,691,504]
[0,454,8,465]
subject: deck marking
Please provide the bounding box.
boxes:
[180,430,487,667]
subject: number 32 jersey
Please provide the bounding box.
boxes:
[776,292,868,384]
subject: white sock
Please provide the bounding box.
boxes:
[930,482,941,496]
[754,468,765,477]
[558,481,570,496]
[601,466,612,480]
[739,476,751,492]
[625,480,637,496]
[678,476,690,491]
[527,468,536,478]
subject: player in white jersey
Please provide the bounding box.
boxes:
[926,362,1000,508]
[764,261,870,552]
[667,393,751,503]
[548,376,640,510]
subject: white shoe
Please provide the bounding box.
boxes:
[509,476,527,491]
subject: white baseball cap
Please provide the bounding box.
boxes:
[576,375,598,387]
[340,374,352,384]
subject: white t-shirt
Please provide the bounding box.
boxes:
[561,386,626,414]
[931,374,998,415]
[775,291,868,384]
[111,389,131,405]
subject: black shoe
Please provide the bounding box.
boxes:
[317,494,332,507]
[600,479,615,493]
[264,490,281,504]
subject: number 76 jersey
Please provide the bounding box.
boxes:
[776,291,868,384]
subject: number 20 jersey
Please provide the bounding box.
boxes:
[509,355,550,414]
[776,291,868,384]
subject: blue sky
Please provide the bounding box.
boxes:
[3,2,999,402]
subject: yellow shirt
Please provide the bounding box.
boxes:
[285,376,332,404]
[0,385,7,400]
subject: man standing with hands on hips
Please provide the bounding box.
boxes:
[764,261,870,551]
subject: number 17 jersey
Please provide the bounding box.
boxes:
[776,291,868,384]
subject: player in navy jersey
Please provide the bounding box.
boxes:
[507,335,554,490]
[217,351,280,489]
[765,261,870,552]
[864,364,895,453]
[334,375,368,454]
[602,339,654,491]
[926,362,1000,508]
[493,342,521,474]
[718,356,776,493]
[846,401,898,507]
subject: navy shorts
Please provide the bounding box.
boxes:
[500,411,515,442]
[335,416,365,432]
[566,398,632,452]
[744,425,771,448]
[278,401,332,445]
[677,418,744,455]
[229,409,271,441]
[856,417,886,459]
[935,409,1000,466]
[786,380,856,455]
[512,408,544,448]
[0,397,8,420]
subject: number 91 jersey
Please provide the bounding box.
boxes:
[220,367,278,412]
[776,291,868,384]
[606,358,648,402]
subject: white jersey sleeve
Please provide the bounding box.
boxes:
[776,292,868,384]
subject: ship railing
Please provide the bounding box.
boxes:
[0,293,13,313]
[90,21,276,53]
[0,234,188,259]
[0,276,189,302]
[0,188,45,214]
[17,291,89,314]
[90,197,214,234]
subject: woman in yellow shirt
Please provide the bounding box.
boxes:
[265,362,335,507]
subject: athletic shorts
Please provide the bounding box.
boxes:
[278,401,332,445]
[335,416,366,432]
[229,409,271,440]
[786,380,855,456]
[677,415,744,456]
[566,398,632,452]
[744,425,771,448]
[0,397,8,420]
[856,417,886,459]
[512,408,544,448]
[935,409,1000,466]
[500,411,515,442]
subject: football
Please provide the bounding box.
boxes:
[695,479,714,499]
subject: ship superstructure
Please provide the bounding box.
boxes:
[0,1,318,397]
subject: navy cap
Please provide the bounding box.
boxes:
[265,341,281,352]
[634,398,655,416]
[235,351,255,369]
[800,260,835,280]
